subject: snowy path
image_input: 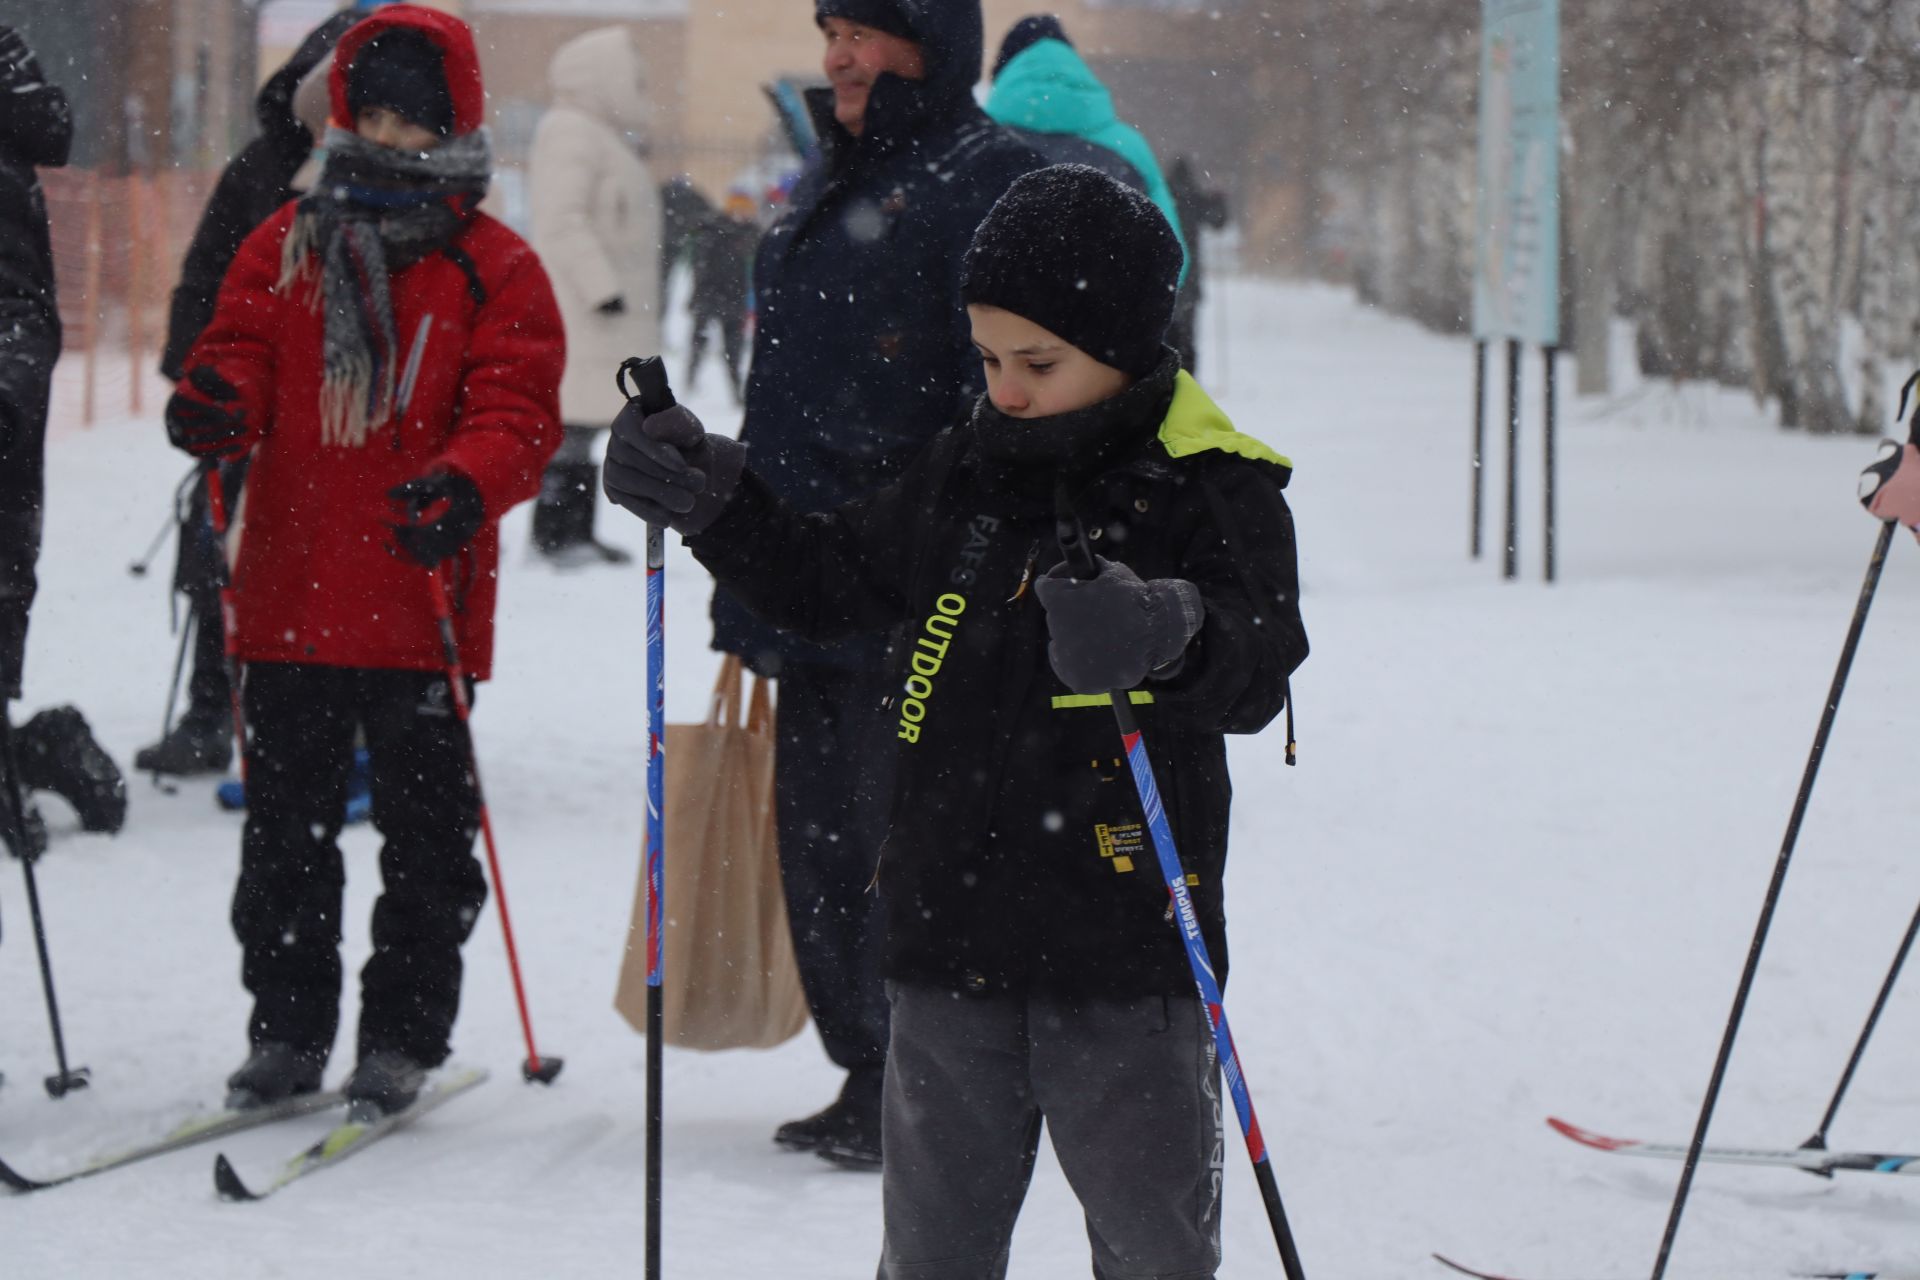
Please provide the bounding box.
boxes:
[6,280,1919,1277]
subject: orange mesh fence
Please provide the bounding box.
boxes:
[41,168,219,426]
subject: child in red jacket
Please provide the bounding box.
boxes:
[166,4,564,1115]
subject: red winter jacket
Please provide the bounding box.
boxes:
[182,6,563,679]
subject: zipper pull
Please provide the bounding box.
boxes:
[1007,540,1041,603]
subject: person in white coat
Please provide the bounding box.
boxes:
[528,26,662,565]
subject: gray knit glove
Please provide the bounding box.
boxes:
[1034,557,1205,695]
[603,401,745,536]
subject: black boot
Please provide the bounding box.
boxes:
[533,462,631,567]
[226,1042,326,1110]
[344,1050,428,1118]
[134,706,233,776]
[15,706,126,834]
[777,1067,883,1170]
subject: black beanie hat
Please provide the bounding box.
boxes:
[346,28,455,137]
[814,0,916,42]
[991,14,1070,79]
[961,164,1183,378]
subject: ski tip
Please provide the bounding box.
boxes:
[1546,1116,1633,1152]
[212,1153,261,1202]
[1431,1254,1505,1280]
[0,1155,50,1194]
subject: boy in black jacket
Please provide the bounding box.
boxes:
[605,165,1307,1280]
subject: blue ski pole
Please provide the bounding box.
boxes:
[1054,493,1308,1280]
[615,355,673,1280]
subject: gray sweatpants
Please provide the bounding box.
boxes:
[877,982,1224,1280]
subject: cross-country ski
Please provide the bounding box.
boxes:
[1432,1255,1920,1280]
[1547,1117,1920,1178]
[212,1068,487,1202]
[0,1090,343,1193]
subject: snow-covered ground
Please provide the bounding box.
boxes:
[8,278,1920,1277]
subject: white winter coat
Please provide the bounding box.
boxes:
[528,27,661,427]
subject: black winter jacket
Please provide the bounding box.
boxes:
[690,355,1308,998]
[0,75,71,698]
[712,0,1041,675]
[159,13,353,381]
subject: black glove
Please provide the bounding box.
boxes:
[387,470,484,569]
[0,26,43,92]
[596,295,627,316]
[165,366,249,459]
[1034,557,1205,695]
[603,400,745,536]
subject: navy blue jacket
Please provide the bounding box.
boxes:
[712,1,1040,674]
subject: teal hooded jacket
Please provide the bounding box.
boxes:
[985,38,1189,285]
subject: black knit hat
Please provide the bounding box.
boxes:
[961,164,1183,378]
[814,0,916,42]
[991,14,1070,79]
[346,28,455,137]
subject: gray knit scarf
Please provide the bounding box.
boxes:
[278,126,492,447]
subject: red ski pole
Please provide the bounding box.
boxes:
[424,567,564,1085]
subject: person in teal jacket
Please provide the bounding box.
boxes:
[985,15,1188,285]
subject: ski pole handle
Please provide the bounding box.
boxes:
[617,355,677,416]
[616,356,677,572]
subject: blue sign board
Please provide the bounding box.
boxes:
[1473,0,1560,346]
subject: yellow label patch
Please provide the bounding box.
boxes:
[1094,822,1145,872]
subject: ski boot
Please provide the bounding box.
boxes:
[15,706,127,834]
[226,1043,325,1111]
[344,1051,428,1120]
[133,708,232,777]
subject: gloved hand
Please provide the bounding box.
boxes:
[165,367,249,460]
[596,295,627,316]
[0,26,44,91]
[1034,557,1205,695]
[603,399,745,536]
[388,470,484,568]
[1860,441,1920,538]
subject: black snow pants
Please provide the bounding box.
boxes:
[234,661,485,1067]
[774,662,892,1082]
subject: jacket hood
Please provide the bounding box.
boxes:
[259,10,357,137]
[330,4,485,137]
[1158,371,1291,471]
[548,27,650,140]
[985,39,1115,137]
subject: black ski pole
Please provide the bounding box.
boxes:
[125,509,176,579]
[614,354,672,1280]
[1054,491,1309,1280]
[148,607,196,794]
[1,708,90,1097]
[1648,519,1895,1280]
[126,465,198,579]
[1800,892,1920,1152]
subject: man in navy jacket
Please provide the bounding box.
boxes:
[714,0,1039,1169]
